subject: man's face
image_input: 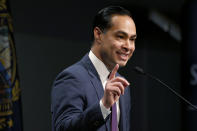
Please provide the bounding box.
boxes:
[98,15,136,70]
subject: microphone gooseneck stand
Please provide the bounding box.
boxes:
[133,66,197,111]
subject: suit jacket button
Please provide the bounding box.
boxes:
[94,121,99,126]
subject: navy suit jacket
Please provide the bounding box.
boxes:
[51,54,131,131]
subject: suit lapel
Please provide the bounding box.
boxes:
[80,54,104,100]
[81,54,111,131]
[88,71,104,100]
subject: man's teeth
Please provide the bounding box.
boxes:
[120,54,127,57]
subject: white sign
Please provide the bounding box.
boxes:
[190,64,197,86]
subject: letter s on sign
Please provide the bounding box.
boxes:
[190,64,197,86]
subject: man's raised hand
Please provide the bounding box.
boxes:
[102,64,130,109]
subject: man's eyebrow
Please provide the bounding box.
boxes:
[116,31,128,36]
[131,34,137,39]
[116,31,137,38]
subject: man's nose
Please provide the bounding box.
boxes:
[122,40,134,52]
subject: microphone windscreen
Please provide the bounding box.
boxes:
[133,66,145,75]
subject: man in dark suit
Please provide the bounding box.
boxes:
[51,6,137,131]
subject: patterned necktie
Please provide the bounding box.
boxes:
[111,102,117,131]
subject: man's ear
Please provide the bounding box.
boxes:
[93,27,103,43]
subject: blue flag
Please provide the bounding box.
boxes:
[0,0,23,130]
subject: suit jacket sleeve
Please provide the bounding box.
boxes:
[51,68,106,131]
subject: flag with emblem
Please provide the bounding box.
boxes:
[0,0,23,130]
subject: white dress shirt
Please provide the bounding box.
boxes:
[88,50,120,126]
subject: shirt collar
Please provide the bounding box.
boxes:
[88,50,110,84]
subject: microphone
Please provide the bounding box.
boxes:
[133,66,197,110]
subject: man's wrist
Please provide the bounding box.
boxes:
[99,100,111,119]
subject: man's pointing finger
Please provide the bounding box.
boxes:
[109,64,119,80]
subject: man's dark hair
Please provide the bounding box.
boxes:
[91,6,132,41]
